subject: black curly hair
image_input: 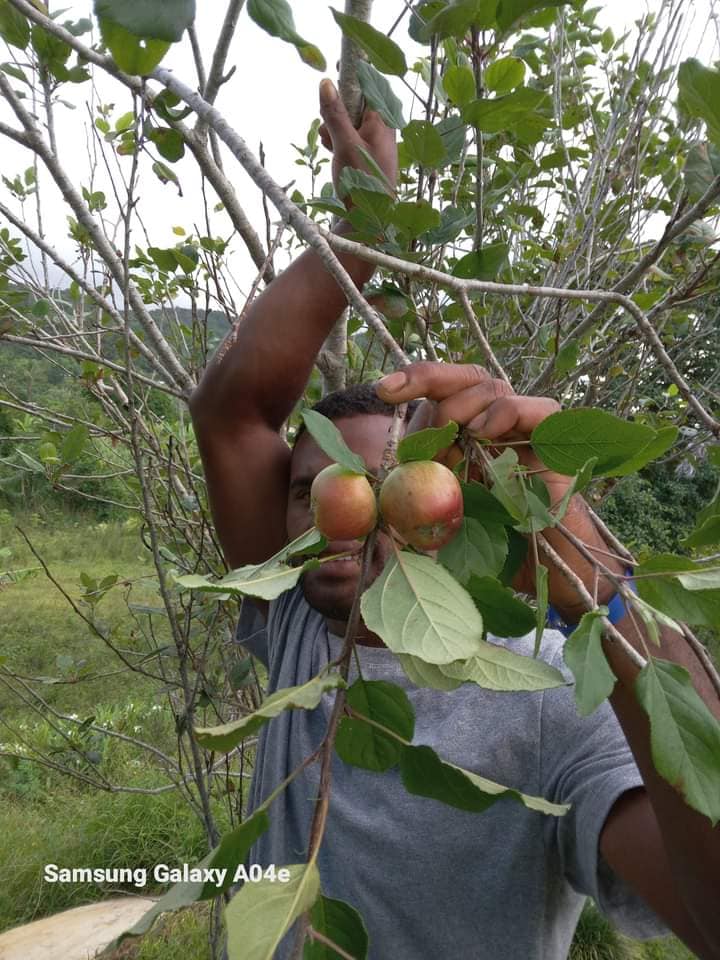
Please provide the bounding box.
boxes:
[293,382,421,446]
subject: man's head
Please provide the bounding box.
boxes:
[287,384,419,629]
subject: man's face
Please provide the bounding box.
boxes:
[286,414,396,625]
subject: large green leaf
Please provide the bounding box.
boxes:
[99,18,170,74]
[635,659,720,824]
[60,423,89,464]
[438,518,507,585]
[330,9,406,76]
[305,896,369,960]
[463,87,549,132]
[465,575,536,637]
[94,0,195,42]
[451,242,508,280]
[416,0,497,42]
[684,141,720,201]
[397,420,458,463]
[106,810,269,949]
[300,410,368,474]
[484,56,525,94]
[496,0,569,32]
[635,555,720,628]
[461,480,516,527]
[194,674,346,751]
[226,862,321,960]
[356,60,406,129]
[360,552,484,664]
[678,59,720,148]
[176,557,310,601]
[682,512,720,551]
[401,120,447,168]
[335,679,415,771]
[562,609,616,716]
[438,635,567,691]
[443,64,476,107]
[396,654,464,690]
[0,0,29,49]
[400,744,569,815]
[247,0,326,71]
[531,409,675,478]
[389,199,442,239]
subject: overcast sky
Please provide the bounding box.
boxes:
[0,1,717,296]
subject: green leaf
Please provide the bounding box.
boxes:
[397,421,458,462]
[99,18,170,74]
[247,0,326,71]
[0,0,29,49]
[635,555,720,628]
[417,0,497,42]
[484,448,527,521]
[443,64,476,107]
[682,513,720,551]
[400,743,569,815]
[678,59,720,148]
[461,480,515,527]
[484,56,525,94]
[401,119,447,168]
[438,517,507,585]
[226,862,321,960]
[360,551,484,664]
[94,0,195,43]
[452,242,508,280]
[330,9,406,76]
[335,680,414,772]
[60,423,89,464]
[152,161,180,188]
[465,575,536,637]
[149,126,185,162]
[194,674,346,751]
[276,527,327,562]
[496,0,568,32]
[356,60,405,129]
[531,409,675,478]
[534,563,548,657]
[439,641,566,692]
[684,141,720,202]
[148,246,179,272]
[676,567,720,591]
[301,410,368,475]
[396,654,464,690]
[554,340,579,377]
[636,659,720,824]
[463,87,550,132]
[389,199,441,238]
[305,896,368,960]
[176,558,307,601]
[563,609,616,716]
[425,206,474,244]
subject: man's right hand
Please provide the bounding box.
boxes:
[318,78,398,204]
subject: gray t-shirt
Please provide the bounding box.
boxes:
[237,587,666,959]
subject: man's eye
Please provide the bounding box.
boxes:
[295,487,311,502]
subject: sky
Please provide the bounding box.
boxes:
[0,0,717,296]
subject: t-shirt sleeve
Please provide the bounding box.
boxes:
[540,636,668,939]
[235,599,269,668]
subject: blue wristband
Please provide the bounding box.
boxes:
[546,569,636,638]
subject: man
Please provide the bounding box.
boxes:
[189,80,720,959]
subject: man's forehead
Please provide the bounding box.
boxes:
[291,414,397,477]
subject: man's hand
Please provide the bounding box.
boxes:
[318,78,398,205]
[376,361,623,616]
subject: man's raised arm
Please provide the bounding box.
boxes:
[189,81,397,570]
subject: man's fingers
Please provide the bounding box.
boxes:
[319,78,358,146]
[434,380,515,428]
[467,396,561,440]
[376,362,495,404]
[318,122,332,152]
[404,398,437,435]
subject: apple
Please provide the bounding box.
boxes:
[379,460,463,550]
[310,464,378,540]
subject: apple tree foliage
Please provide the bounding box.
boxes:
[0,0,720,957]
